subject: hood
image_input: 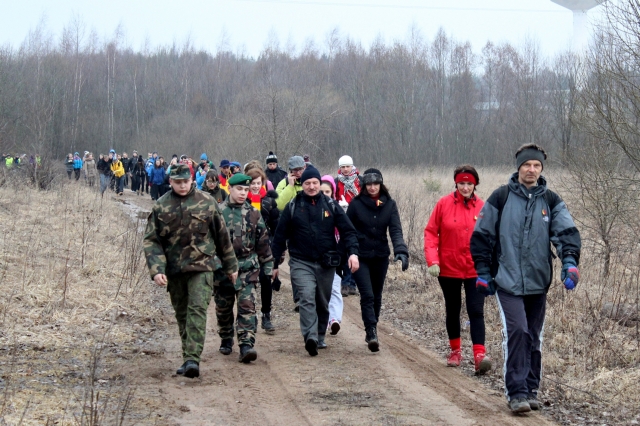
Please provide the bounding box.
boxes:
[508,172,548,199]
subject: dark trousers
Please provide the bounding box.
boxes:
[259,268,272,314]
[139,174,147,192]
[353,257,389,329]
[74,169,81,180]
[495,289,546,401]
[123,172,129,188]
[131,175,140,192]
[437,276,486,344]
[341,263,356,287]
[67,170,73,179]
[150,184,161,200]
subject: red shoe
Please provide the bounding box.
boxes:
[474,353,492,374]
[447,349,462,367]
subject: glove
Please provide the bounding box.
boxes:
[561,257,579,290]
[394,254,409,271]
[427,264,440,277]
[271,276,282,292]
[476,274,496,296]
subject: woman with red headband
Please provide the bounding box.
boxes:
[424,165,491,374]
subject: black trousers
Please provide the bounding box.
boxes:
[131,175,140,192]
[437,276,486,344]
[495,289,546,401]
[259,268,272,314]
[353,257,389,329]
[150,184,161,200]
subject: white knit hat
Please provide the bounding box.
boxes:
[338,155,354,166]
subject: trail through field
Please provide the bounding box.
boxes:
[118,192,556,426]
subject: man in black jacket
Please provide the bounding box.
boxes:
[264,151,287,188]
[271,166,360,356]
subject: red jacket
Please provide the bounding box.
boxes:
[335,170,362,204]
[424,191,484,279]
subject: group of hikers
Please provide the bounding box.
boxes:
[137,144,580,414]
[2,153,41,168]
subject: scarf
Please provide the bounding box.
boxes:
[337,167,360,197]
[247,187,267,210]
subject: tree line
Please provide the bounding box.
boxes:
[0,18,585,168]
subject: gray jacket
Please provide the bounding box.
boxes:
[470,173,581,296]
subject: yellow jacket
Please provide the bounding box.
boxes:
[110,160,125,178]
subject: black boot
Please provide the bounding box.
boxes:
[176,361,188,375]
[238,344,257,363]
[365,327,379,352]
[219,338,233,355]
[261,312,275,334]
[183,360,200,378]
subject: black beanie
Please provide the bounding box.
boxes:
[516,148,545,171]
[266,151,278,164]
[300,166,321,184]
[362,168,383,184]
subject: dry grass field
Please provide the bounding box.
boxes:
[384,165,640,425]
[0,164,638,424]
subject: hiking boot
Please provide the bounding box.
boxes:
[261,312,275,334]
[219,338,233,355]
[318,338,327,349]
[305,339,318,356]
[183,360,199,378]
[474,353,492,375]
[509,397,531,413]
[348,285,358,296]
[527,394,540,411]
[329,320,340,335]
[341,285,350,297]
[365,327,379,352]
[238,345,257,363]
[176,361,188,375]
[447,349,462,367]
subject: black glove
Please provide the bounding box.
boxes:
[271,276,282,292]
[394,254,409,271]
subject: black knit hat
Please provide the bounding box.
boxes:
[300,166,321,184]
[266,151,278,164]
[362,168,383,184]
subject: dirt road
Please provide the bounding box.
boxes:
[125,264,555,425]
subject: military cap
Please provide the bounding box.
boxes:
[169,164,192,180]
[227,173,252,186]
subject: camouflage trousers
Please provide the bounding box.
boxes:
[214,269,258,347]
[167,271,214,363]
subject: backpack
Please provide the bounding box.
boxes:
[490,185,561,282]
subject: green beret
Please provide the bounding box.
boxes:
[169,164,191,180]
[227,173,252,186]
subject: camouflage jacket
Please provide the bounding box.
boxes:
[219,198,274,276]
[143,185,238,278]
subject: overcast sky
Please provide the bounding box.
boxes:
[1,0,606,57]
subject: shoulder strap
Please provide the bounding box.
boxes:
[544,189,561,212]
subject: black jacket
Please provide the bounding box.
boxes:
[265,166,287,189]
[97,158,111,176]
[271,192,359,266]
[346,194,408,259]
[261,190,280,236]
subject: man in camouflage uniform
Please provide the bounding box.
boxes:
[215,173,274,363]
[143,164,238,378]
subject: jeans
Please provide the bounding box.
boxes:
[99,174,110,194]
[352,257,389,329]
[341,262,356,288]
[114,175,124,194]
[328,273,343,324]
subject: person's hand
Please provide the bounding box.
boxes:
[288,174,297,187]
[272,269,279,280]
[153,274,168,287]
[348,254,359,273]
[561,258,579,290]
[394,254,409,271]
[228,271,238,283]
[476,274,496,296]
[428,264,440,277]
[338,195,349,210]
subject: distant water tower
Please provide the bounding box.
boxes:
[551,0,605,51]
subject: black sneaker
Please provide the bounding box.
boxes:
[341,285,349,297]
[261,312,275,334]
[329,320,340,335]
[318,338,327,349]
[183,360,200,378]
[219,338,233,355]
[509,397,531,413]
[527,394,540,410]
[305,339,318,356]
[238,345,257,363]
[365,327,379,352]
[176,361,188,375]
[348,285,358,296]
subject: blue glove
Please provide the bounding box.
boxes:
[394,254,409,271]
[476,274,496,296]
[561,257,579,290]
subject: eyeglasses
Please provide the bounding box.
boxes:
[291,168,304,173]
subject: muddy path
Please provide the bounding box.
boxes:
[117,191,556,425]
